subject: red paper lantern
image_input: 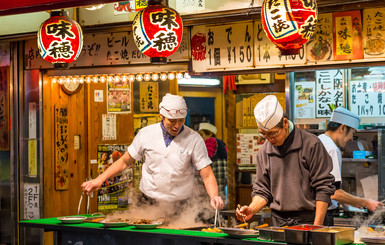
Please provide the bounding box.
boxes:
[37,11,83,69]
[132,0,183,64]
[261,0,317,55]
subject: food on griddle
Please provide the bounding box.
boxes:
[92,217,105,223]
[235,223,249,228]
[104,217,130,223]
[133,219,152,224]
[201,227,222,233]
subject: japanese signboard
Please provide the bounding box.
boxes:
[24,183,40,220]
[54,104,69,190]
[97,144,132,213]
[316,69,344,117]
[236,134,265,165]
[0,66,9,151]
[134,114,160,136]
[139,82,159,113]
[206,22,254,70]
[176,0,205,14]
[307,13,334,62]
[333,10,363,60]
[295,82,316,118]
[25,29,189,69]
[350,79,385,117]
[363,8,385,58]
[102,114,117,140]
[107,78,132,113]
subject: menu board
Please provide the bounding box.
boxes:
[333,10,363,60]
[54,104,69,190]
[307,13,334,62]
[236,134,265,165]
[294,82,316,119]
[363,8,385,58]
[350,79,385,117]
[316,69,344,117]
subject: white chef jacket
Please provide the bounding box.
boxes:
[128,123,212,201]
[318,133,342,209]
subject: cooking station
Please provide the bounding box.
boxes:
[19,216,362,245]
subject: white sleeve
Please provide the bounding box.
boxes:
[329,148,342,182]
[127,130,144,161]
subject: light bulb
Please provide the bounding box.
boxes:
[136,74,143,82]
[160,73,167,81]
[144,73,151,81]
[168,73,175,80]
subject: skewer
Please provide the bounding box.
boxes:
[237,204,249,229]
[214,209,218,228]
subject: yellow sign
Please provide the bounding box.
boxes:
[139,82,159,113]
[28,139,37,177]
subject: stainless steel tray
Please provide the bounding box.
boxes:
[259,227,285,242]
[220,227,259,238]
[285,224,324,244]
[310,227,354,245]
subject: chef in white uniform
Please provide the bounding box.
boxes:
[82,93,223,210]
[318,107,381,225]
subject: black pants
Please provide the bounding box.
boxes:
[323,210,334,226]
[271,210,316,226]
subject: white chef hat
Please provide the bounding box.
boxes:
[159,93,188,119]
[198,122,217,135]
[330,107,361,130]
[254,95,284,130]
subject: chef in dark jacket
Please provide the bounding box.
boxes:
[236,95,335,226]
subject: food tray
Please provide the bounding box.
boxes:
[57,216,87,224]
[128,221,162,229]
[259,227,285,242]
[360,236,385,244]
[220,227,259,238]
[284,224,324,244]
[100,220,129,228]
[310,227,354,245]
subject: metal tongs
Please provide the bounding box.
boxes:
[77,178,92,215]
[237,204,249,229]
[214,209,221,228]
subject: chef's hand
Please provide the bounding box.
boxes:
[236,205,254,221]
[81,178,103,195]
[364,199,381,211]
[210,196,224,210]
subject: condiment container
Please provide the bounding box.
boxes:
[284,224,324,244]
[259,227,285,242]
[310,227,354,245]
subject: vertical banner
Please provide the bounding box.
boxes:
[139,82,159,113]
[54,104,69,190]
[333,10,363,60]
[0,66,9,151]
[206,22,254,70]
[28,139,37,177]
[307,13,334,62]
[363,8,385,58]
[102,114,117,140]
[350,79,385,117]
[294,82,316,118]
[316,69,344,117]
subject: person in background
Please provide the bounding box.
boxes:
[82,93,223,211]
[236,95,335,226]
[198,122,228,207]
[318,107,381,226]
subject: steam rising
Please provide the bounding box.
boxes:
[352,208,385,243]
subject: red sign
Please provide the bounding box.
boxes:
[261,0,318,55]
[37,11,83,68]
[132,0,183,64]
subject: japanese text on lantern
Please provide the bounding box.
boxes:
[316,69,344,117]
[54,105,69,190]
[350,80,385,117]
[264,0,296,39]
[150,9,180,52]
[46,20,76,60]
[139,82,159,113]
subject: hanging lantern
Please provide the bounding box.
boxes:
[261,0,317,55]
[37,11,83,69]
[132,0,183,64]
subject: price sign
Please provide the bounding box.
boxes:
[176,0,205,14]
[350,79,385,117]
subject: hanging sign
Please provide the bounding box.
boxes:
[139,82,159,113]
[132,0,183,64]
[333,10,363,60]
[307,13,333,62]
[37,11,83,69]
[316,69,344,117]
[295,82,316,119]
[363,8,385,58]
[350,79,385,117]
[54,104,69,190]
[24,183,40,220]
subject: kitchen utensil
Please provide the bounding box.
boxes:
[284,224,324,244]
[310,227,354,245]
[259,227,285,242]
[237,204,249,229]
[77,192,84,215]
[100,220,128,228]
[214,209,218,228]
[128,221,162,229]
[58,216,87,224]
[220,227,259,238]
